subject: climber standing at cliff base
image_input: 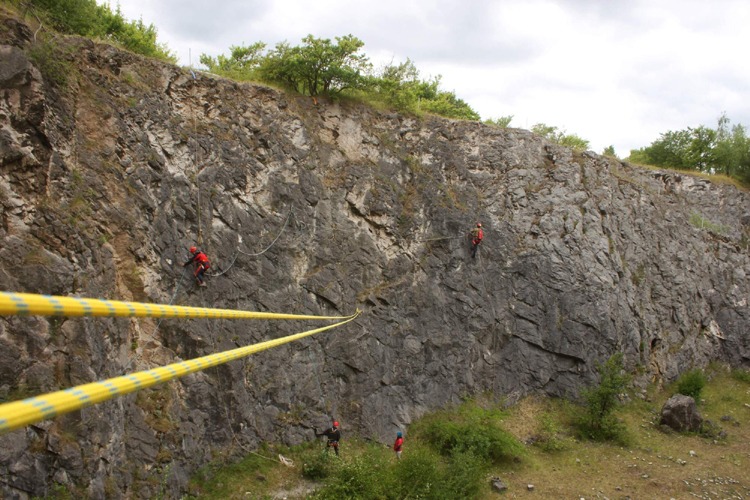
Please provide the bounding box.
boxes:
[315,420,341,456]
[393,431,404,460]
[470,222,484,258]
[183,246,210,286]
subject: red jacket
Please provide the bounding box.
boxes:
[472,228,484,244]
[185,251,210,268]
[393,437,403,452]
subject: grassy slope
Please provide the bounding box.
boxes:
[186,365,750,499]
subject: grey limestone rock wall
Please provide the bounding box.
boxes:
[0,14,748,498]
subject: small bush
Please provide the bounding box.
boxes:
[392,446,484,500]
[416,404,525,462]
[576,353,631,443]
[535,413,567,452]
[731,369,750,384]
[311,446,393,499]
[391,446,444,499]
[676,369,707,399]
[440,451,485,499]
[301,449,335,480]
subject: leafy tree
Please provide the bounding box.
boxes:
[361,59,479,119]
[628,129,693,169]
[419,87,480,120]
[367,58,422,111]
[29,0,102,36]
[627,113,750,184]
[484,115,514,128]
[27,0,175,61]
[258,34,371,96]
[602,145,617,158]
[532,123,590,150]
[559,133,590,150]
[103,14,175,61]
[201,36,481,120]
[199,42,266,79]
[714,114,750,179]
[685,125,717,171]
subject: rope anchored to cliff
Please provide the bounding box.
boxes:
[209,208,294,278]
[0,309,360,434]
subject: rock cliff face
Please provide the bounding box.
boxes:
[1,12,749,498]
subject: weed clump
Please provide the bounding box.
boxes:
[675,368,707,400]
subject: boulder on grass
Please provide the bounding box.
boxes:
[660,394,702,432]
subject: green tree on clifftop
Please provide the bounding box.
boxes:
[26,0,175,61]
[628,113,750,183]
[258,35,371,96]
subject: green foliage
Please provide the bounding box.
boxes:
[627,113,750,185]
[366,59,479,119]
[731,368,750,384]
[675,369,707,400]
[199,42,266,80]
[257,34,371,96]
[484,115,514,128]
[532,123,590,150]
[439,450,485,498]
[390,446,443,498]
[311,444,485,500]
[30,0,102,36]
[535,413,567,452]
[602,145,617,158]
[301,448,335,480]
[419,87,480,120]
[365,58,421,110]
[311,446,392,499]
[689,213,729,234]
[27,0,175,62]
[201,39,480,120]
[189,450,272,498]
[411,401,525,462]
[576,353,630,443]
[27,38,72,87]
[100,11,175,61]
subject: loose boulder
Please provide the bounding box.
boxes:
[490,477,508,494]
[660,394,703,432]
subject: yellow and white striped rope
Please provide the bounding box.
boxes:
[0,309,360,433]
[0,292,350,321]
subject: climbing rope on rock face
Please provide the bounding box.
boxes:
[209,209,294,278]
[414,234,463,243]
[237,209,293,257]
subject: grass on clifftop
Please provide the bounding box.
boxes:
[186,365,750,499]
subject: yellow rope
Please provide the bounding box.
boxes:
[0,310,360,434]
[0,292,352,321]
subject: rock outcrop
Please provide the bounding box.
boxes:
[660,394,703,432]
[1,10,748,498]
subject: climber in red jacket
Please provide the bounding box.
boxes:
[393,431,404,460]
[183,246,210,286]
[470,222,484,258]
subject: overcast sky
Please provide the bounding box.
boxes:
[107,0,750,157]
